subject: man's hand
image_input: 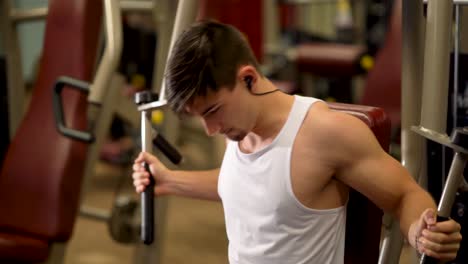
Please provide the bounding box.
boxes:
[132,151,171,195]
[408,208,462,261]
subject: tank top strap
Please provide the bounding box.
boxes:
[278,95,322,146]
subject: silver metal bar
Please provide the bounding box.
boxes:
[263,0,282,56]
[80,205,111,221]
[378,0,405,255]
[10,7,48,22]
[0,0,26,139]
[378,215,403,264]
[419,0,453,204]
[159,0,199,101]
[402,0,425,178]
[438,153,467,216]
[423,0,468,5]
[378,0,426,263]
[137,99,167,112]
[141,111,152,153]
[453,5,460,129]
[420,0,453,133]
[89,0,123,104]
[412,126,468,155]
[120,0,154,12]
[135,2,198,263]
[152,0,177,94]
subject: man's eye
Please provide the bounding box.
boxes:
[207,107,220,116]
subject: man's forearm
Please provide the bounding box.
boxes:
[167,169,221,201]
[397,188,437,241]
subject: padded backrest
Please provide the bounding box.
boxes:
[0,0,102,241]
[361,0,401,128]
[328,102,391,264]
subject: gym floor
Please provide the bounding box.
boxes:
[63,122,414,264]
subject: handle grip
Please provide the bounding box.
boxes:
[153,134,183,164]
[419,215,450,264]
[52,76,94,142]
[141,162,155,245]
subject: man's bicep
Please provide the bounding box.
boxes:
[337,142,419,214]
[330,115,417,214]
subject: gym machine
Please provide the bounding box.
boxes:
[52,0,197,262]
[379,0,468,264]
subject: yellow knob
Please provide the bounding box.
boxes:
[131,74,146,89]
[151,110,164,125]
[360,55,374,71]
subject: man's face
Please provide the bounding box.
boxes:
[185,83,256,141]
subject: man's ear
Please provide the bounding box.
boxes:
[244,76,253,90]
[238,65,257,89]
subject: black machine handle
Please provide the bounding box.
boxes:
[136,90,183,245]
[142,162,156,245]
[153,134,183,164]
[419,215,450,264]
[52,76,94,143]
[141,136,182,245]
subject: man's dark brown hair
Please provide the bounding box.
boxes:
[165,20,260,113]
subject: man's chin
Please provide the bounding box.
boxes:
[226,132,246,142]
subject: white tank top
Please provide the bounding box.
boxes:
[218,95,346,264]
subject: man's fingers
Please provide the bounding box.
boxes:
[134,151,157,165]
[422,208,436,226]
[422,228,463,244]
[421,247,458,262]
[133,177,150,192]
[429,220,462,233]
[132,170,149,181]
[136,185,146,193]
[134,152,145,163]
[419,235,461,253]
[132,162,145,172]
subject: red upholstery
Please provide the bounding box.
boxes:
[296,43,366,77]
[0,232,49,262]
[0,0,102,261]
[328,102,391,264]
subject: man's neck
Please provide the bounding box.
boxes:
[241,87,294,152]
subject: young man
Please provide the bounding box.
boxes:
[132,21,462,263]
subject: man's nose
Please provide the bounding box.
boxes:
[202,118,221,136]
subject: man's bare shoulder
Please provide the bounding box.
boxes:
[299,101,381,164]
[302,101,369,140]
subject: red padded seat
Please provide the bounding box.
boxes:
[0,0,102,261]
[0,232,49,262]
[329,102,391,264]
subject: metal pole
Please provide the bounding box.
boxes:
[263,0,281,57]
[420,0,453,133]
[10,8,48,22]
[423,0,468,5]
[159,0,199,101]
[135,1,198,263]
[461,6,468,53]
[151,0,177,94]
[438,152,467,216]
[120,0,154,12]
[88,0,123,104]
[0,0,26,139]
[379,0,426,263]
[453,5,460,130]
